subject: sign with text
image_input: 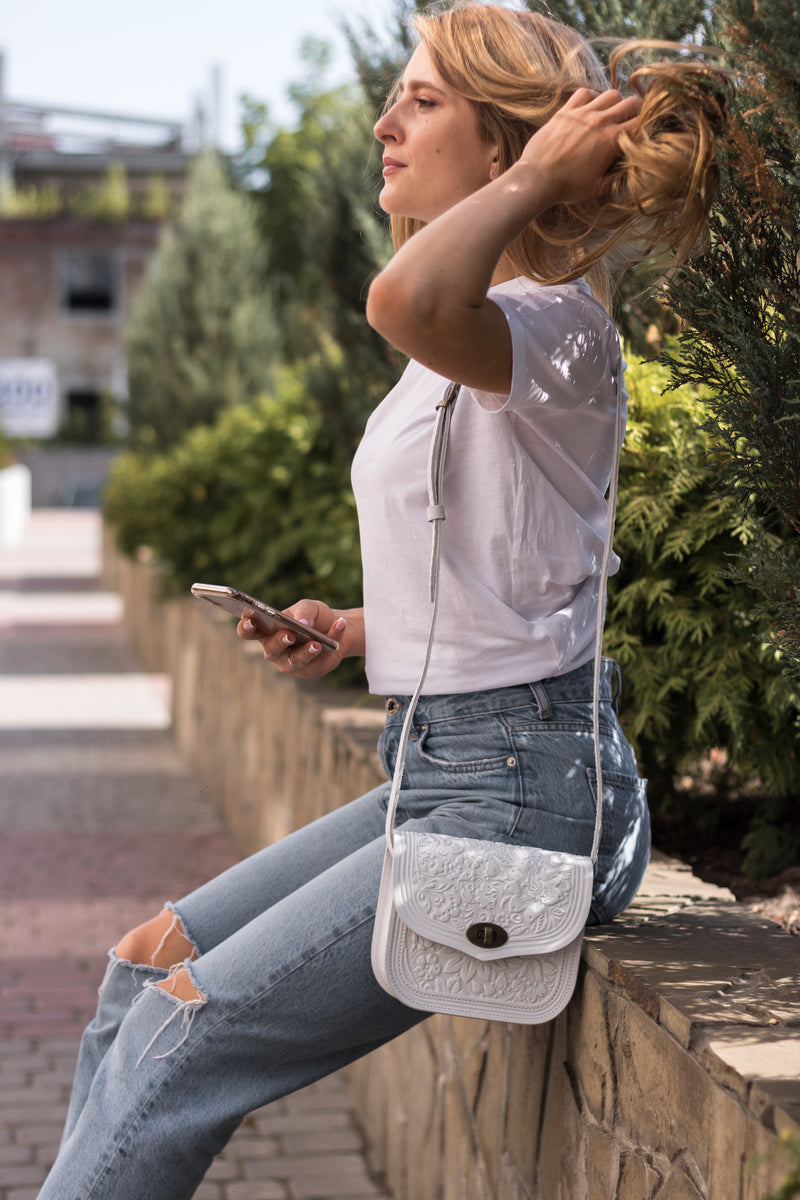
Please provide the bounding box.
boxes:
[0,359,59,438]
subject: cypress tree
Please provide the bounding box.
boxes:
[664,0,800,682]
[126,152,278,452]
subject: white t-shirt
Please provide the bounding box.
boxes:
[350,276,625,696]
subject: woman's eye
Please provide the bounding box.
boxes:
[416,97,436,109]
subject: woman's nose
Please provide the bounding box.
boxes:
[374,104,400,144]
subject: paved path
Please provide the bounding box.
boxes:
[0,510,389,1200]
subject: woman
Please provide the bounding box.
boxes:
[41,6,728,1198]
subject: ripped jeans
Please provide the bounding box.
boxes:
[41,660,649,1200]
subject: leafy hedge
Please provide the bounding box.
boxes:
[104,352,800,874]
[607,354,800,875]
[0,429,14,469]
[104,365,362,614]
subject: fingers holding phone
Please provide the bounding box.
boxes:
[238,599,351,679]
[191,583,363,679]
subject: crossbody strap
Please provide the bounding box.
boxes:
[385,356,624,863]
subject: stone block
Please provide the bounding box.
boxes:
[590,902,800,1033]
[617,1148,665,1200]
[740,1117,788,1200]
[699,1026,800,1124]
[568,966,613,1125]
[657,1164,705,1200]
[384,1041,412,1199]
[499,1176,534,1200]
[537,1017,584,1200]
[346,1056,388,1177]
[445,1015,492,1114]
[441,1071,481,1200]
[502,1023,551,1188]
[585,1124,619,1196]
[473,1020,511,1192]
[658,997,694,1049]
[705,1087,750,1199]
[608,991,715,1179]
[403,1030,444,1200]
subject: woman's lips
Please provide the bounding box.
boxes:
[382,158,406,176]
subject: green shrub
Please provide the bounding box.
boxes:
[104,365,361,615]
[606,354,800,874]
[0,429,14,469]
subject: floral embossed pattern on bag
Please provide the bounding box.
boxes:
[372,830,594,1023]
[393,831,593,955]
[395,923,584,1018]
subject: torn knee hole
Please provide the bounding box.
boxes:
[154,966,205,1004]
[136,968,206,1066]
[116,908,199,970]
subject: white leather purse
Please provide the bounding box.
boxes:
[371,365,624,1024]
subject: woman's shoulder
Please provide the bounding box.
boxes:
[488,275,618,366]
[474,276,619,413]
[489,275,612,326]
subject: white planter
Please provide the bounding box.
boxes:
[0,463,32,547]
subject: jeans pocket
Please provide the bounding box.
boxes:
[416,716,514,775]
[506,727,598,854]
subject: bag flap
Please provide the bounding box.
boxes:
[392,830,593,958]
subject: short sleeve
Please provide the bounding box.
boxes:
[471,283,617,414]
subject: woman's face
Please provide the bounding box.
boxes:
[374,43,498,224]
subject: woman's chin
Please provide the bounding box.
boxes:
[378,186,423,222]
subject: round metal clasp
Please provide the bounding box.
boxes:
[466,923,508,949]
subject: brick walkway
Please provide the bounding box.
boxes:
[0,510,389,1200]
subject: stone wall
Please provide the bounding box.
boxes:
[103,528,800,1200]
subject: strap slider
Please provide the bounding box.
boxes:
[436,381,461,410]
[427,504,446,522]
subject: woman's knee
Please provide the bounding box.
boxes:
[115,908,198,969]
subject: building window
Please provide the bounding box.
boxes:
[63,388,102,441]
[60,251,117,313]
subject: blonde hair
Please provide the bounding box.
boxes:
[391,3,730,307]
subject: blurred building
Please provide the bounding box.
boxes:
[0,52,197,471]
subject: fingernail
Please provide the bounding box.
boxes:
[281,633,295,646]
[298,618,310,626]
[243,619,255,633]
[308,643,320,655]
[333,618,347,632]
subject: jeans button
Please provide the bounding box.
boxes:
[385,697,402,715]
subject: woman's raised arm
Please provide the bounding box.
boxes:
[366,87,640,392]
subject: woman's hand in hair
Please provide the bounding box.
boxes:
[521,87,641,209]
[237,600,365,679]
[367,86,640,391]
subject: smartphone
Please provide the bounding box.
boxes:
[190,583,339,651]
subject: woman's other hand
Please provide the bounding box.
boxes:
[237,600,365,680]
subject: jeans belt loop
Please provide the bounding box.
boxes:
[612,661,622,714]
[529,679,552,720]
